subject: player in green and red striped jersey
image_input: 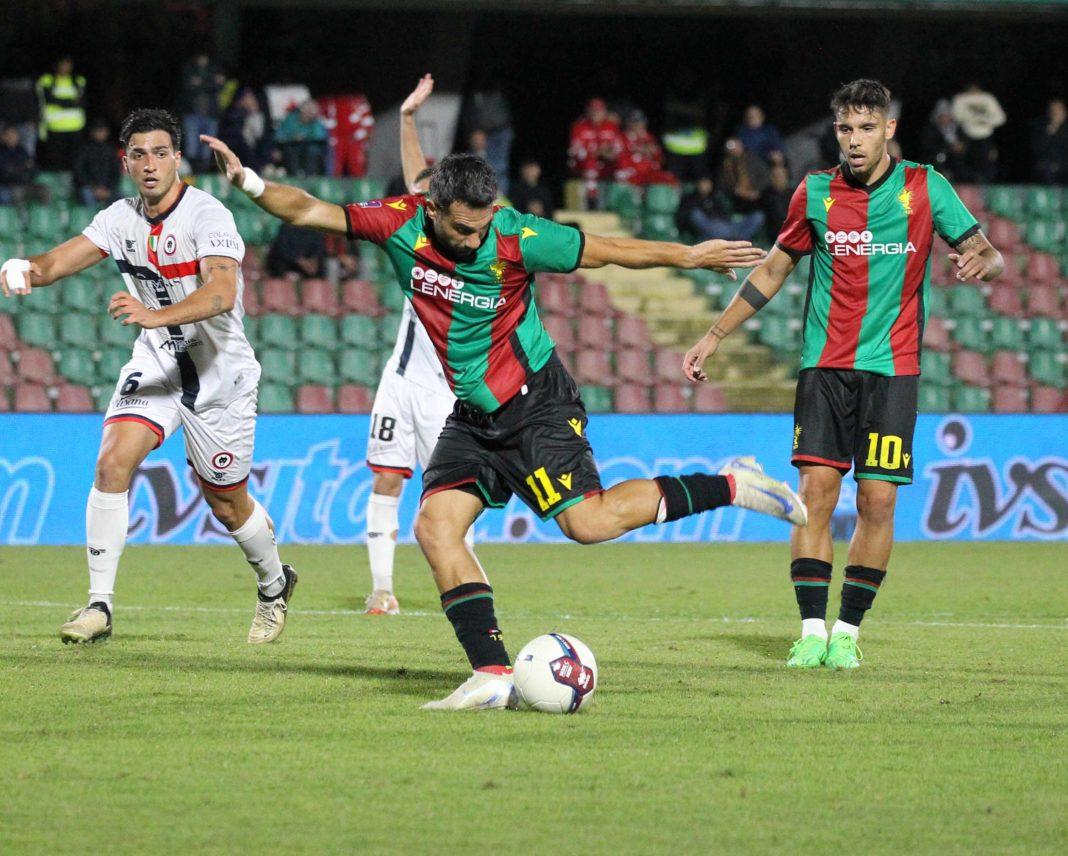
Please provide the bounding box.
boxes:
[202,112,809,709]
[684,79,1004,670]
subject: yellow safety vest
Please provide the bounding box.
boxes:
[662,128,708,156]
[37,73,87,137]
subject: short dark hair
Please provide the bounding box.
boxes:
[830,79,891,117]
[428,153,497,210]
[119,108,181,151]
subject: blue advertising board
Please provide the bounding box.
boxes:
[0,413,1065,545]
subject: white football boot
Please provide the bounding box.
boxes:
[421,670,518,711]
[720,456,808,526]
[60,602,112,644]
[248,564,298,644]
[363,589,400,615]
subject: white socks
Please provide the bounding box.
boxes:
[802,618,828,640]
[232,500,285,597]
[831,619,860,640]
[86,487,129,609]
[367,493,400,592]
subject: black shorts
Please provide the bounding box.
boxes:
[791,368,918,485]
[422,353,604,520]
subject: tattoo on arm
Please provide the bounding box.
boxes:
[953,232,988,254]
[710,324,728,340]
[210,295,222,313]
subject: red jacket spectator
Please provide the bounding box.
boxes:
[568,98,623,182]
[615,110,675,185]
[317,93,374,177]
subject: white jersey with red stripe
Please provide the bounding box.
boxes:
[82,183,259,411]
[383,297,450,395]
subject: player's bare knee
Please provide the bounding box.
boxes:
[94,452,136,493]
[372,471,405,497]
[856,486,896,527]
[414,507,457,555]
[208,498,243,531]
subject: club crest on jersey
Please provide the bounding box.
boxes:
[898,189,913,216]
[823,197,836,212]
[489,260,506,283]
[211,451,235,470]
[162,234,177,255]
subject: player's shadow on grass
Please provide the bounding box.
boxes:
[706,631,784,661]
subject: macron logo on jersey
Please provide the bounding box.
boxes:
[824,229,917,257]
[410,265,505,310]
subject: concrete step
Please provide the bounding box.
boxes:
[555,210,623,234]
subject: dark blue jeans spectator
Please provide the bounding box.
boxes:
[689,208,764,241]
[182,113,218,168]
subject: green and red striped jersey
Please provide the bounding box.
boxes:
[776,159,979,375]
[345,195,584,412]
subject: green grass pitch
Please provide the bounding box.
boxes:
[2,542,1065,853]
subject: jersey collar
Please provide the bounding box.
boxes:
[840,156,898,194]
[141,181,188,225]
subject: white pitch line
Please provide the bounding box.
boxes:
[3,601,1066,631]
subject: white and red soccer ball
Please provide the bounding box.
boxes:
[513,633,597,714]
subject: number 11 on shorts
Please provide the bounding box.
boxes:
[525,467,563,512]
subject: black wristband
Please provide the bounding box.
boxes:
[738,278,769,311]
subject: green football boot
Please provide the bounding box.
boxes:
[786,635,827,668]
[824,632,863,669]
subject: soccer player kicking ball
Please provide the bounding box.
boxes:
[0,109,297,645]
[685,80,1003,669]
[201,127,807,711]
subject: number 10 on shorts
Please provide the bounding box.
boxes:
[865,432,904,470]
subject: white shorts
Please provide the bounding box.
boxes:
[103,351,257,491]
[366,368,455,479]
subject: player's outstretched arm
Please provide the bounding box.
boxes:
[200,134,348,235]
[948,231,1003,282]
[1,235,105,296]
[579,233,765,277]
[400,73,433,188]
[682,245,796,382]
[109,256,239,330]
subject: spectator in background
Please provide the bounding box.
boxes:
[719,136,768,216]
[318,93,374,177]
[467,129,489,161]
[661,81,709,182]
[180,53,226,172]
[275,100,328,176]
[951,83,1005,183]
[921,99,965,180]
[568,97,623,207]
[676,175,763,242]
[1032,98,1068,185]
[0,124,43,204]
[462,86,513,195]
[36,56,86,170]
[735,105,785,165]
[510,158,554,218]
[219,88,274,173]
[267,224,326,278]
[615,110,675,185]
[74,118,120,207]
[762,163,792,237]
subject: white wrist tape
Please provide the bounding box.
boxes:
[240,168,266,199]
[1,258,31,294]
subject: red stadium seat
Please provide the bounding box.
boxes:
[990,350,1026,385]
[998,250,1021,282]
[14,383,51,412]
[0,390,9,411]
[956,185,984,214]
[54,383,93,412]
[555,349,576,375]
[539,279,574,316]
[341,279,384,316]
[0,350,14,385]
[1030,385,1066,413]
[296,384,335,413]
[616,349,650,384]
[988,285,1023,318]
[542,314,576,352]
[578,281,612,317]
[301,279,340,316]
[574,349,614,385]
[1024,252,1060,284]
[1025,285,1061,319]
[241,280,262,316]
[576,315,612,349]
[261,278,300,315]
[654,349,685,383]
[241,249,264,281]
[952,350,988,387]
[692,383,727,412]
[0,312,16,350]
[922,316,951,352]
[614,384,651,413]
[653,385,689,413]
[337,384,374,413]
[987,218,1020,250]
[992,384,1028,413]
[614,314,651,349]
[15,347,56,385]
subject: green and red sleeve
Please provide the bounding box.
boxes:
[344,195,421,244]
[775,180,813,259]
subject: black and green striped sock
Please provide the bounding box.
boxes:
[653,474,734,523]
[838,565,887,627]
[790,558,832,620]
[440,582,510,670]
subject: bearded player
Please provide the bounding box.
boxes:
[202,114,807,711]
[0,109,297,645]
[685,80,1003,669]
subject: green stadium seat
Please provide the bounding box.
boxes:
[926,286,949,317]
[258,383,294,413]
[100,317,137,348]
[1025,220,1066,253]
[764,287,803,318]
[58,347,97,386]
[340,314,379,347]
[644,184,680,215]
[35,172,73,201]
[952,317,988,352]
[379,312,403,344]
[1025,187,1062,218]
[259,350,296,384]
[59,313,98,349]
[640,213,679,242]
[920,351,952,385]
[297,348,335,385]
[339,347,381,387]
[258,314,299,350]
[352,178,385,200]
[952,384,991,412]
[989,316,1026,351]
[17,312,56,348]
[1027,350,1065,387]
[579,384,613,413]
[26,205,64,241]
[0,206,23,239]
[97,349,129,385]
[93,386,114,412]
[194,174,231,200]
[242,315,259,346]
[299,314,338,349]
[378,284,405,312]
[918,384,951,411]
[306,176,345,204]
[605,183,641,223]
[1028,318,1063,351]
[984,186,1023,220]
[66,205,97,234]
[62,276,102,313]
[948,285,987,318]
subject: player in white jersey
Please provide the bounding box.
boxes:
[0,109,297,645]
[362,74,466,615]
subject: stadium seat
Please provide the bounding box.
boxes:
[1025,285,1061,319]
[984,187,1023,220]
[58,347,97,387]
[1027,350,1065,387]
[692,383,727,413]
[952,351,988,387]
[1024,252,1061,284]
[615,349,650,384]
[576,315,612,349]
[93,385,114,413]
[296,384,334,413]
[614,314,651,349]
[956,185,984,214]
[987,285,1023,318]
[992,384,1028,413]
[301,279,340,316]
[339,348,381,387]
[97,349,128,384]
[260,278,300,315]
[989,315,1026,351]
[242,315,260,347]
[379,283,406,313]
[653,385,689,413]
[574,349,614,385]
[337,384,374,413]
[578,281,612,317]
[921,316,951,352]
[654,349,685,383]
[299,314,339,350]
[59,314,98,349]
[951,316,988,352]
[0,207,24,239]
[62,277,102,313]
[14,383,52,412]
[66,205,97,235]
[538,279,574,316]
[986,217,1020,249]
[378,312,403,345]
[0,351,15,385]
[926,285,949,317]
[258,383,294,413]
[0,390,8,412]
[920,351,952,385]
[341,279,384,316]
[579,384,613,413]
[948,285,987,318]
[26,205,63,242]
[614,384,651,413]
[1025,186,1062,217]
[640,213,679,242]
[991,350,1026,386]
[605,183,641,223]
[952,384,991,412]
[55,383,93,412]
[644,184,680,215]
[242,281,262,316]
[918,384,951,412]
[0,313,17,350]
[1028,318,1063,351]
[1024,220,1066,254]
[259,314,299,350]
[542,314,575,352]
[17,313,56,349]
[340,314,379,347]
[297,348,335,385]
[259,350,296,384]
[101,317,137,349]
[1030,386,1065,413]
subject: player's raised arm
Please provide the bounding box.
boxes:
[682,245,797,383]
[200,134,348,234]
[579,233,765,276]
[109,256,240,330]
[400,74,433,188]
[1,235,105,296]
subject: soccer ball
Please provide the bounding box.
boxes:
[513,633,597,714]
